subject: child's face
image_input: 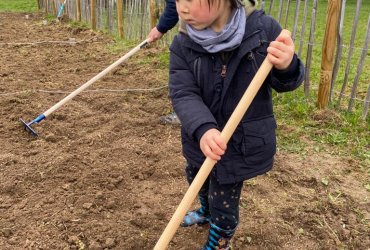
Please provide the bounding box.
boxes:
[176,0,231,32]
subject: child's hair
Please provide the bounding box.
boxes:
[206,0,255,9]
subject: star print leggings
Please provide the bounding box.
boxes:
[185,162,244,230]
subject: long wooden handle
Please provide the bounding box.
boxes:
[43,39,149,117]
[154,58,273,250]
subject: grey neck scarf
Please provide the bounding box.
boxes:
[186,6,246,53]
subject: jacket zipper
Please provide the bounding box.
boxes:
[220,51,232,78]
[221,64,227,78]
[248,52,259,73]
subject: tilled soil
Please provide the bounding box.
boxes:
[0,12,369,250]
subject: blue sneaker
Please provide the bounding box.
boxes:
[181,209,210,227]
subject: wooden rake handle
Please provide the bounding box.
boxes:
[154,57,273,250]
[43,39,149,117]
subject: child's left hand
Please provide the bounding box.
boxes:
[267,29,295,70]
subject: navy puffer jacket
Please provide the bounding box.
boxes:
[169,10,305,184]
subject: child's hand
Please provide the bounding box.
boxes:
[147,27,164,42]
[267,29,294,70]
[200,129,227,161]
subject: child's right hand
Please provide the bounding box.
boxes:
[200,129,227,161]
[267,29,295,70]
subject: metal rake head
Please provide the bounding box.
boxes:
[20,118,39,136]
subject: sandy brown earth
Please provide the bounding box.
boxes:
[0,12,369,250]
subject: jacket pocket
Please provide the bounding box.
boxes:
[240,117,277,165]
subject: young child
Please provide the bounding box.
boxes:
[147,0,257,125]
[168,0,304,249]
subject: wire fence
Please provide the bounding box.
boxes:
[36,0,370,119]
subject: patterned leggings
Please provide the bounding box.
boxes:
[185,163,244,230]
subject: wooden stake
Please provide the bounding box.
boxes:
[117,0,124,38]
[91,0,97,30]
[52,0,57,16]
[337,0,362,109]
[76,0,81,22]
[149,0,157,29]
[330,0,346,102]
[298,0,309,57]
[317,0,341,109]
[283,0,291,29]
[304,0,318,97]
[277,0,283,23]
[348,14,370,112]
[292,0,300,41]
[268,0,274,15]
[362,85,370,120]
[45,0,48,14]
[64,0,69,17]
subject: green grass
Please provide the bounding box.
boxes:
[273,89,369,165]
[67,20,91,30]
[0,0,38,12]
[106,39,143,54]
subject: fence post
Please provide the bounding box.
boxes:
[304,0,318,97]
[52,0,57,16]
[337,0,362,109]
[268,0,274,15]
[117,0,124,39]
[330,0,346,102]
[283,0,291,28]
[91,0,97,30]
[108,0,114,33]
[277,0,283,23]
[292,0,301,41]
[348,14,370,112]
[64,0,69,17]
[298,0,309,57]
[317,0,341,109]
[362,85,370,120]
[44,0,48,14]
[76,0,81,22]
[150,0,158,29]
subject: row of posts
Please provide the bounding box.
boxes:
[39,0,158,40]
[40,0,367,113]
